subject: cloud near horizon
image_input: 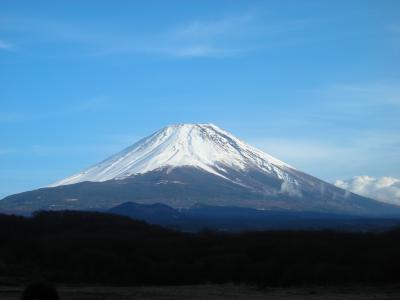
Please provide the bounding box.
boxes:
[334,176,400,205]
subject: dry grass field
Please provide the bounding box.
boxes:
[1,284,400,300]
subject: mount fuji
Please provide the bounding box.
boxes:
[50,123,292,187]
[1,123,399,216]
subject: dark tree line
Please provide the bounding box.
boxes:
[0,211,399,286]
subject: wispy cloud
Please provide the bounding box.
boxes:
[388,23,400,33]
[0,143,122,157]
[0,96,109,123]
[252,131,400,181]
[67,97,109,113]
[151,45,240,58]
[253,138,349,164]
[0,12,308,58]
[0,39,14,50]
[272,82,400,138]
[0,148,16,155]
[156,13,255,57]
[311,83,400,107]
[171,13,255,40]
[0,14,103,45]
[159,13,308,57]
[0,112,28,123]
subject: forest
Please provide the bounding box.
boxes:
[1,210,399,286]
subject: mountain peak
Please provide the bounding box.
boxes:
[50,123,292,187]
[164,123,217,128]
[160,123,222,134]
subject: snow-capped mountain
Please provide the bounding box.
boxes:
[51,123,293,187]
[1,123,399,216]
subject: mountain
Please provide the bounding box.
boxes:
[1,123,399,216]
[49,123,292,186]
[108,202,400,232]
[108,202,181,225]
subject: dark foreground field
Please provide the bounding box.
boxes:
[2,284,400,300]
[1,211,400,288]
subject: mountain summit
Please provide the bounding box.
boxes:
[1,123,399,216]
[51,123,292,187]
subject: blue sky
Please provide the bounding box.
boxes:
[1,0,399,198]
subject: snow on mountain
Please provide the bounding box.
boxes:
[50,123,295,187]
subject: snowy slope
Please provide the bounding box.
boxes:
[50,123,296,187]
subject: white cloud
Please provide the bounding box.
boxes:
[280,181,302,197]
[334,176,400,205]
